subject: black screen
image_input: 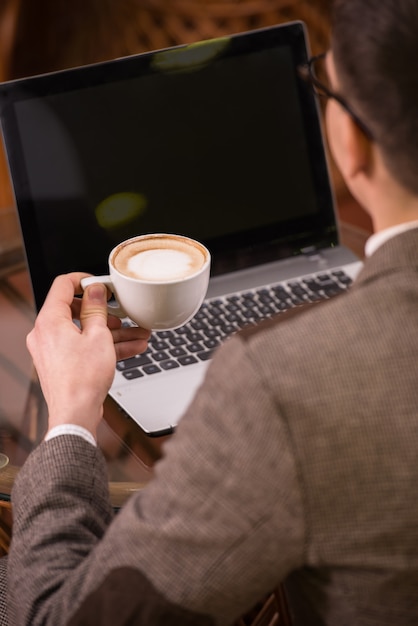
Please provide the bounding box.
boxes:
[0,23,337,309]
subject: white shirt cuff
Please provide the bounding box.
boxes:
[45,424,97,447]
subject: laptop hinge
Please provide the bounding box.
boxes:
[301,246,329,269]
[301,246,325,260]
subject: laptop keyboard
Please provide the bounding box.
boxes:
[117,269,352,380]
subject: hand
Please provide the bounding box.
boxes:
[26,272,151,438]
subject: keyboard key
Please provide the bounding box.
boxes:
[273,285,290,298]
[188,342,204,353]
[150,340,170,351]
[160,360,180,371]
[186,332,204,342]
[190,320,207,330]
[194,309,208,320]
[220,324,237,336]
[333,271,352,285]
[258,293,274,304]
[204,338,220,349]
[170,337,186,347]
[259,305,275,316]
[225,313,243,323]
[170,347,187,358]
[243,298,258,308]
[178,355,198,366]
[117,354,152,371]
[143,364,161,375]
[287,285,307,297]
[303,279,321,291]
[122,369,144,380]
[152,351,170,361]
[208,317,223,327]
[155,330,174,339]
[203,328,221,339]
[290,296,305,305]
[207,305,223,316]
[340,276,352,285]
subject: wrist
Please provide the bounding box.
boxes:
[46,401,103,439]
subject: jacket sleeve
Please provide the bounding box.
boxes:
[8,336,305,626]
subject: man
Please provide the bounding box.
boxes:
[3,0,418,623]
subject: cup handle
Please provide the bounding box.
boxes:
[80,275,127,319]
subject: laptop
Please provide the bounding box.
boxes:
[0,22,363,436]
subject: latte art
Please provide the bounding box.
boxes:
[128,249,200,281]
[113,235,206,282]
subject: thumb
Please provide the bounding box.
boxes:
[79,283,109,330]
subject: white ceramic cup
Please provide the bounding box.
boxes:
[81,233,211,330]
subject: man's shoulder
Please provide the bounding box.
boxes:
[238,292,348,344]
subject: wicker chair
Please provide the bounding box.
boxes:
[122,0,332,56]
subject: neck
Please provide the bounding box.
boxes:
[347,147,418,233]
[368,185,418,233]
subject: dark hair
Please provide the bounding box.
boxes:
[331,0,418,193]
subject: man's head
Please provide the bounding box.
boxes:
[330,0,418,195]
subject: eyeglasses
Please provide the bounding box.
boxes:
[298,53,374,140]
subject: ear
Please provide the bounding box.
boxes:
[325,51,374,187]
[326,98,373,189]
[340,112,372,181]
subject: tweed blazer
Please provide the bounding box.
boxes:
[4,228,418,625]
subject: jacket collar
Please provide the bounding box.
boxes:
[355,226,418,288]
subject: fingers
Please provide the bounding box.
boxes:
[110,323,151,342]
[34,272,151,361]
[50,272,92,300]
[79,283,109,331]
[27,273,87,359]
[78,277,151,358]
[111,325,151,362]
[41,273,90,320]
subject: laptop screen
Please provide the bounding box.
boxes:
[0,22,336,310]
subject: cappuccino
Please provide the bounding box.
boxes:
[113,235,206,282]
[81,232,211,329]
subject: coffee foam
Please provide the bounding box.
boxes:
[113,236,206,281]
